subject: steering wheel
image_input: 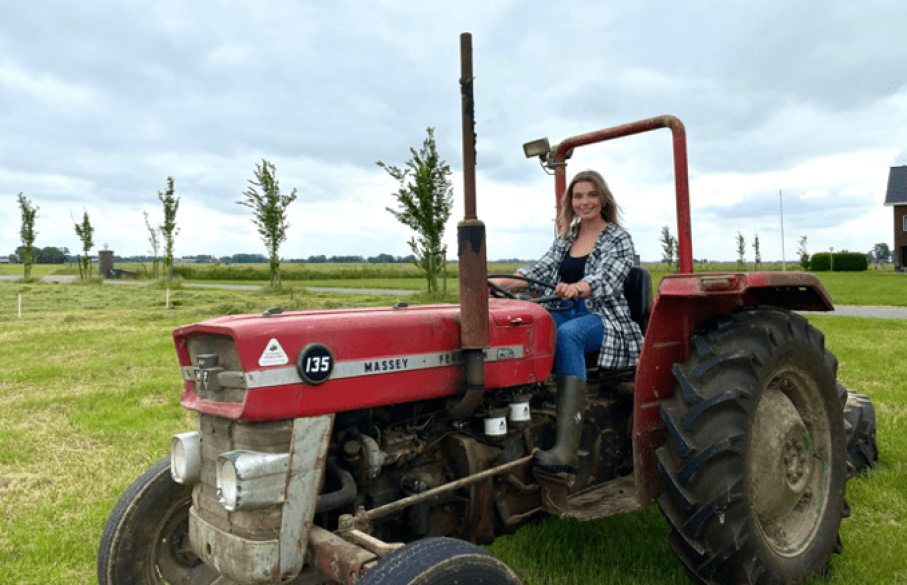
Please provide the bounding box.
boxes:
[487,274,574,311]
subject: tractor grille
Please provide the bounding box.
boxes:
[193,413,294,540]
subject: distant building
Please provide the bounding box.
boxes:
[884,165,907,272]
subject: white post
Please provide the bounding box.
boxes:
[779,190,786,271]
[166,288,170,308]
[18,293,22,318]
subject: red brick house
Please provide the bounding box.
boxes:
[885,165,907,271]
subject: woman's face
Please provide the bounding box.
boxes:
[571,181,602,222]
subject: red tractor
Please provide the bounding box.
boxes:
[99,35,876,585]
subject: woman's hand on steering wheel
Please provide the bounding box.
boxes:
[487,274,573,311]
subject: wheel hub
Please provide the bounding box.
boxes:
[748,373,833,557]
[750,387,812,525]
[782,427,810,491]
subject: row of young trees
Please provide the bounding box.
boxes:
[14,164,293,285]
[15,184,180,282]
[13,128,454,291]
[658,225,892,271]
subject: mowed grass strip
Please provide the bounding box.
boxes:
[2,261,906,306]
[0,281,904,583]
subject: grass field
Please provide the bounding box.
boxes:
[0,277,904,584]
[2,261,905,308]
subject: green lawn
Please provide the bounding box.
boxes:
[0,278,903,584]
[3,261,905,307]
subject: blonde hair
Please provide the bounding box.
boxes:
[557,170,622,239]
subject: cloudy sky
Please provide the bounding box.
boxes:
[2,1,904,263]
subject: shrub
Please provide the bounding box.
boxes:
[810,252,868,272]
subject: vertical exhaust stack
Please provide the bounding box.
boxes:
[450,32,489,419]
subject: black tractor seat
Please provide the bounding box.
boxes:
[584,265,653,378]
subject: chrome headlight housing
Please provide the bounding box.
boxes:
[216,450,290,511]
[171,431,201,484]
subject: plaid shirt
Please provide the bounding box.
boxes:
[517,223,643,369]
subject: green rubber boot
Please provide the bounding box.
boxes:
[533,376,586,474]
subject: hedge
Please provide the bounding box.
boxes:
[809,252,868,272]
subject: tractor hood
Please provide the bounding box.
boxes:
[173,300,555,422]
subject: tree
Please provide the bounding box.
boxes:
[752,232,762,270]
[736,232,746,270]
[237,160,298,287]
[378,127,454,293]
[36,246,65,264]
[158,177,180,279]
[871,242,892,264]
[17,193,38,278]
[659,225,676,268]
[72,210,95,279]
[144,211,161,279]
[797,236,809,270]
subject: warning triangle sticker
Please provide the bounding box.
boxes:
[259,338,289,366]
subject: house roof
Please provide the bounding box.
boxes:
[885,165,907,205]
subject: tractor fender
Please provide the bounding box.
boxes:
[629,271,833,507]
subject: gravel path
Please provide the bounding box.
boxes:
[813,306,907,320]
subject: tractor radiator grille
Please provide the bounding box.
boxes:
[192,413,294,540]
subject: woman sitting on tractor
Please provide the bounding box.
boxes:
[489,169,643,473]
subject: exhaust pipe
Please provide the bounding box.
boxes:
[450,32,489,419]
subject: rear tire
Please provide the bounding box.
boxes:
[656,307,847,584]
[843,389,878,473]
[98,455,217,585]
[356,537,522,585]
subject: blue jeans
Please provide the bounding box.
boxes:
[549,299,604,379]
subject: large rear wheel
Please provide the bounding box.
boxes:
[656,307,847,584]
[98,455,217,585]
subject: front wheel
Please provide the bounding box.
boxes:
[357,537,522,585]
[98,455,217,585]
[657,307,847,584]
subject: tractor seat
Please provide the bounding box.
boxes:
[584,265,652,376]
[623,265,653,334]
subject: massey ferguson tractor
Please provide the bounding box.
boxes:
[98,34,877,585]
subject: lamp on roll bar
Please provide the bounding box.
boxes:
[522,137,550,160]
[522,137,573,172]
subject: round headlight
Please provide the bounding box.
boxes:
[170,431,201,485]
[173,442,187,475]
[219,459,238,509]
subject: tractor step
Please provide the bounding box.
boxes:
[565,475,640,521]
[533,472,640,521]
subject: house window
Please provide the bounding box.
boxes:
[904,215,907,232]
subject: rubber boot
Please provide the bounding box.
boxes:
[533,376,586,474]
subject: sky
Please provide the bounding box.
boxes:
[2,1,905,264]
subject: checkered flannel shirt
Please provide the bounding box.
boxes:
[517,223,644,368]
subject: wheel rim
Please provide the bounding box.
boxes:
[151,499,216,584]
[749,368,832,557]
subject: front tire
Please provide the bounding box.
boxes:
[98,455,217,585]
[357,537,522,585]
[656,307,847,584]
